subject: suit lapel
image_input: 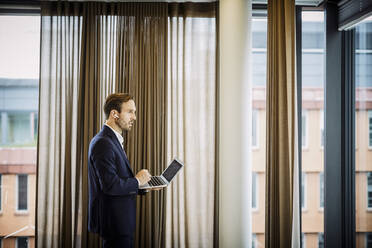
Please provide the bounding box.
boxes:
[101,125,134,176]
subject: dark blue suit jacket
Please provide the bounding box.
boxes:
[88,125,141,238]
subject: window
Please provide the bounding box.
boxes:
[17,174,28,211]
[252,109,259,148]
[0,15,39,248]
[302,111,308,148]
[320,110,324,148]
[252,172,258,210]
[252,233,257,248]
[354,15,372,246]
[302,172,306,210]
[369,111,372,148]
[16,237,28,248]
[368,172,372,209]
[319,172,324,209]
[0,174,2,211]
[301,10,325,239]
[318,232,324,248]
[302,233,306,248]
[251,14,267,243]
[366,233,372,248]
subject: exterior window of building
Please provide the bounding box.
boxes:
[16,237,28,248]
[368,172,372,209]
[369,111,372,148]
[252,233,257,248]
[320,110,324,148]
[252,109,259,148]
[252,172,258,210]
[366,233,372,248]
[302,111,308,148]
[319,172,324,208]
[318,233,324,248]
[0,174,2,211]
[302,233,306,248]
[17,174,28,211]
[302,172,306,210]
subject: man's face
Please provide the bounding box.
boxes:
[116,99,136,131]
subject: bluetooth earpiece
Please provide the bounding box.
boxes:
[114,114,119,119]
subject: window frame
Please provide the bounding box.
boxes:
[324,2,356,248]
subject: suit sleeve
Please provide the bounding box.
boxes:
[92,139,139,196]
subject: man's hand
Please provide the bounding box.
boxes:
[135,169,151,186]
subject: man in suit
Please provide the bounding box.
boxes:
[88,93,151,248]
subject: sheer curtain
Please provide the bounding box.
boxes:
[165,3,219,248]
[37,2,168,247]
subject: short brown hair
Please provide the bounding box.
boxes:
[104,93,134,119]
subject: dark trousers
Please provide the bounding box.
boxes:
[102,235,134,248]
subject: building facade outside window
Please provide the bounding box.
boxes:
[0,15,39,246]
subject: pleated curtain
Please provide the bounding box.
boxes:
[166,3,218,248]
[37,2,218,248]
[37,2,168,247]
[265,0,300,247]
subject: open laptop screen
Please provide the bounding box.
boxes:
[162,159,183,182]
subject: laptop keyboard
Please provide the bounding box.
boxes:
[148,176,166,186]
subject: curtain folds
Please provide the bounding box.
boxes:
[265,0,299,248]
[165,3,218,248]
[38,2,218,248]
[38,2,168,247]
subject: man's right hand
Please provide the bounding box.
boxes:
[135,169,151,186]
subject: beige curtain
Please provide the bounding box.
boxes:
[165,3,219,248]
[37,2,167,247]
[265,0,299,248]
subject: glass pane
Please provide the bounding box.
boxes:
[17,237,28,248]
[18,175,28,211]
[0,15,39,247]
[301,11,325,247]
[355,16,372,248]
[251,14,267,248]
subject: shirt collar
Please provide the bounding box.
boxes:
[105,123,124,148]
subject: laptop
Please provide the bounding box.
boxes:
[139,158,184,189]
